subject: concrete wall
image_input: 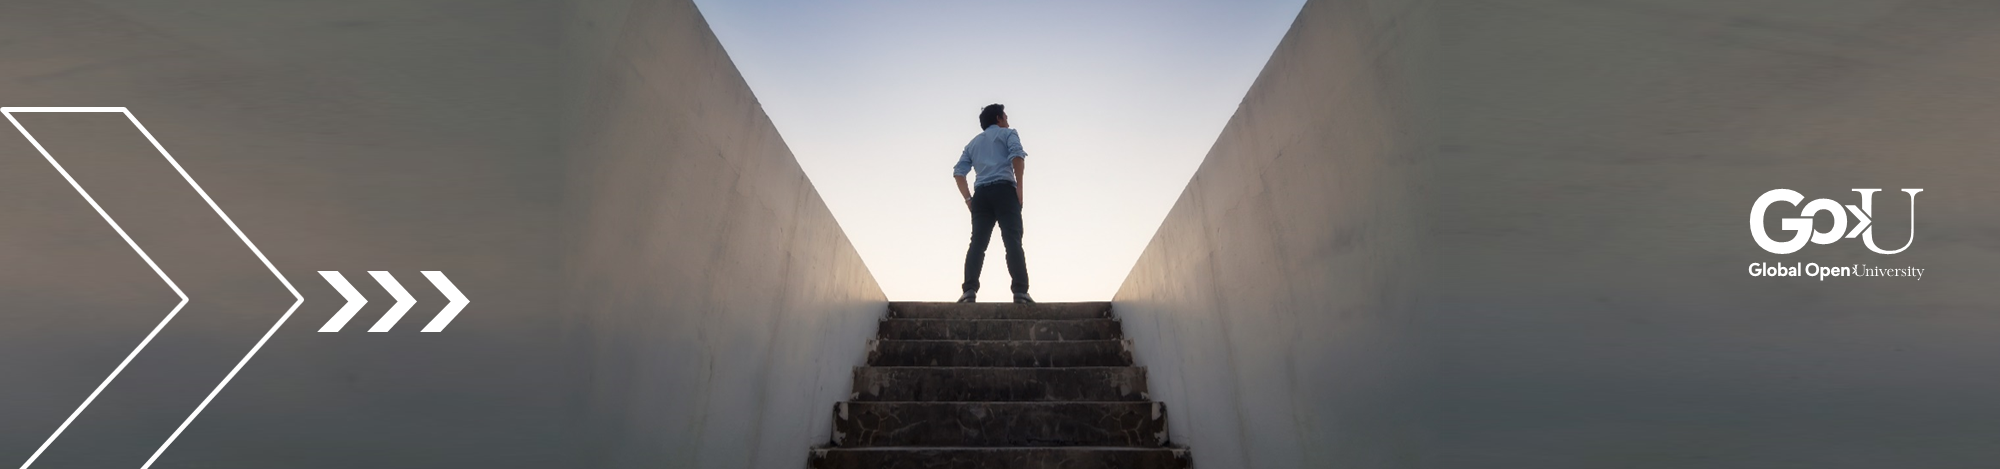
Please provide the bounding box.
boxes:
[1428,1,2000,467]
[0,1,881,468]
[1118,0,2000,468]
[557,1,885,468]
[1111,0,1435,468]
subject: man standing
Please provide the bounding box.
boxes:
[953,104,1032,304]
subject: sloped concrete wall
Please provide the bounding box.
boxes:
[1111,0,1436,468]
[1427,1,2000,467]
[0,0,880,468]
[557,1,886,468]
[1119,0,2000,468]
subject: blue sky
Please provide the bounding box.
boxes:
[693,0,1306,301]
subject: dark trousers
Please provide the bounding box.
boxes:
[963,181,1028,294]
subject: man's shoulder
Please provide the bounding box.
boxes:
[967,127,1004,143]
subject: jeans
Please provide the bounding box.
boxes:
[963,181,1028,294]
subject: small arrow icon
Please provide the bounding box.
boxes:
[316,272,368,332]
[365,271,415,332]
[418,271,468,332]
[315,271,470,332]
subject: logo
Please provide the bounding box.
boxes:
[1749,188,1921,255]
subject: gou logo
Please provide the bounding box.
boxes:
[1750,189,1921,255]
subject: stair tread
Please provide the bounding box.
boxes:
[889,302,1111,320]
[832,401,1167,448]
[889,301,1110,306]
[877,320,1122,340]
[884,317,1116,320]
[879,318,1121,325]
[822,446,1181,451]
[867,339,1132,367]
[857,365,1140,369]
[843,400,1158,404]
[874,339,1127,343]
[810,446,1190,469]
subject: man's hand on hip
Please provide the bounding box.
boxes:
[954,175,973,211]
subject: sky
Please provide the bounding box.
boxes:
[692,0,1307,301]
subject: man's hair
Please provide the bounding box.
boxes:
[978,104,1005,130]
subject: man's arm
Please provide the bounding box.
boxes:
[1012,157,1025,205]
[955,175,972,209]
[1004,130,1027,205]
[953,146,974,209]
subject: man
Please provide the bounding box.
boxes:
[953,104,1032,304]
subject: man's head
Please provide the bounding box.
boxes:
[978,104,1008,130]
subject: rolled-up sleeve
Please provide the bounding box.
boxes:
[1004,130,1027,159]
[952,146,973,176]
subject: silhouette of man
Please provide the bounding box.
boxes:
[953,104,1032,304]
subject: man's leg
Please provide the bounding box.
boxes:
[962,186,998,294]
[996,186,1029,295]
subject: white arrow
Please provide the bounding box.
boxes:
[316,272,369,332]
[366,271,415,332]
[419,271,469,332]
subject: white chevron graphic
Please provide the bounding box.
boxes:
[419,271,470,332]
[315,272,369,332]
[365,271,416,332]
[5,108,190,469]
[2,107,303,469]
[314,271,471,332]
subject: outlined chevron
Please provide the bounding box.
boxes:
[3,107,303,469]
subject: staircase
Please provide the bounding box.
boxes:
[808,302,1191,468]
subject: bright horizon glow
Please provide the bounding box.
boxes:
[694,0,1305,301]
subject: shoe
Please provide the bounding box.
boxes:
[957,290,977,303]
[1013,292,1035,304]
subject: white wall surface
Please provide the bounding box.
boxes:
[558,1,886,468]
[1113,0,1435,467]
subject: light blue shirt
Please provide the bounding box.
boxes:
[952,125,1028,187]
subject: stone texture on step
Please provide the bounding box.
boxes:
[877,318,1123,341]
[852,367,1148,402]
[831,401,1168,447]
[889,302,1111,320]
[809,447,1190,469]
[806,301,1186,465]
[866,339,1133,367]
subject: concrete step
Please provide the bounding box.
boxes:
[852,367,1148,402]
[877,318,1123,341]
[809,446,1190,469]
[830,401,1168,448]
[889,302,1111,320]
[866,339,1133,367]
